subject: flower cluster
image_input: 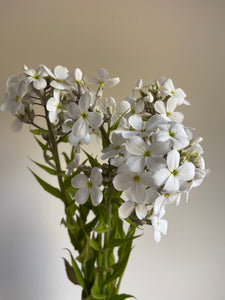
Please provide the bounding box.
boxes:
[1,65,208,243]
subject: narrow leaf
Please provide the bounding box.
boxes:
[66,249,85,288]
[34,136,50,151]
[63,258,80,286]
[28,168,62,200]
[110,294,136,300]
[30,159,58,175]
[82,149,101,168]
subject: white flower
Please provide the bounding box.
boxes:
[71,167,103,206]
[24,65,47,90]
[113,167,153,201]
[128,114,166,138]
[161,78,189,105]
[43,65,70,90]
[85,68,120,88]
[67,93,103,140]
[125,96,145,118]
[1,79,28,114]
[101,133,125,160]
[152,149,195,193]
[46,90,61,123]
[119,188,157,220]
[151,215,168,243]
[125,135,169,172]
[100,97,130,124]
[154,122,190,150]
[154,98,184,123]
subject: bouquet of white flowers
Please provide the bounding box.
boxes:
[1,65,209,300]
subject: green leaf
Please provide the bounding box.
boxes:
[30,159,58,175]
[63,258,80,286]
[107,234,142,248]
[91,272,107,299]
[28,168,62,200]
[63,256,85,288]
[62,152,70,164]
[82,149,101,168]
[33,136,50,151]
[65,249,85,288]
[30,128,42,135]
[77,240,94,265]
[91,286,106,300]
[109,108,130,132]
[110,294,136,300]
[94,222,109,233]
[89,238,102,251]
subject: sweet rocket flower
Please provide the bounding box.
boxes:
[151,215,168,243]
[1,79,28,115]
[46,90,61,123]
[125,135,169,172]
[154,122,190,150]
[113,168,152,199]
[128,114,166,138]
[152,149,195,193]
[154,98,184,123]
[100,97,130,124]
[24,65,47,90]
[85,68,120,88]
[67,93,103,140]
[71,167,103,206]
[161,78,189,105]
[101,133,125,160]
[119,188,158,220]
[43,65,70,90]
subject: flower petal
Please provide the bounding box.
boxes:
[33,78,47,90]
[79,93,91,111]
[135,204,147,220]
[71,174,88,188]
[90,186,103,206]
[75,188,89,204]
[177,162,195,181]
[97,68,109,82]
[90,167,102,186]
[87,112,103,129]
[105,77,120,87]
[119,201,134,218]
[167,149,180,171]
[72,118,89,139]
[163,175,179,193]
[54,65,69,80]
[154,101,166,114]
[113,173,132,191]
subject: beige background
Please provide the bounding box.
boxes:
[0,0,224,299]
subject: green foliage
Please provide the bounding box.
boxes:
[82,149,101,168]
[28,168,62,200]
[30,159,58,176]
[110,295,136,300]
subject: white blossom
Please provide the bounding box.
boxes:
[154,122,190,150]
[85,68,120,88]
[46,89,61,123]
[24,65,47,90]
[161,78,189,105]
[152,149,195,193]
[151,215,168,243]
[67,92,103,140]
[71,167,103,206]
[154,98,184,123]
